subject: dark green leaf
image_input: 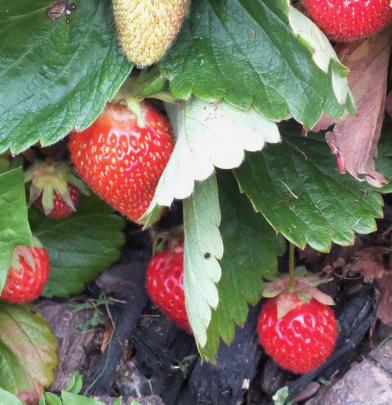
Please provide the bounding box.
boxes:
[30,197,125,297]
[0,168,32,291]
[235,126,384,252]
[376,125,392,193]
[160,0,352,128]
[0,304,58,402]
[201,172,285,360]
[0,0,132,153]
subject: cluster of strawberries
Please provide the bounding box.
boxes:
[2,0,391,375]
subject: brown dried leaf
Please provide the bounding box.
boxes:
[345,246,390,282]
[378,273,392,326]
[325,28,392,187]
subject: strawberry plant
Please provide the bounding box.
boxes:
[0,0,392,403]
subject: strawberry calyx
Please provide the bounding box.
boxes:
[263,267,335,318]
[10,236,42,272]
[150,225,184,255]
[25,160,89,216]
[112,69,184,126]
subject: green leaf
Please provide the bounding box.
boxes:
[376,125,392,193]
[65,372,83,394]
[0,388,25,405]
[160,0,352,128]
[43,392,63,405]
[29,197,125,297]
[0,168,32,291]
[287,6,353,109]
[0,304,58,402]
[234,125,384,252]
[0,0,133,153]
[183,174,223,349]
[61,391,106,405]
[146,98,280,215]
[0,157,9,174]
[201,172,285,360]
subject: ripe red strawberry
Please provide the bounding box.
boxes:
[302,0,392,42]
[0,239,50,304]
[25,160,88,220]
[68,102,174,223]
[146,242,191,332]
[257,292,338,374]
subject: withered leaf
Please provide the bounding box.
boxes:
[321,29,392,186]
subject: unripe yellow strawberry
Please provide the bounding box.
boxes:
[113,0,189,67]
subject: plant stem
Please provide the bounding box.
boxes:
[287,242,296,293]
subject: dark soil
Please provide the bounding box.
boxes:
[35,198,392,405]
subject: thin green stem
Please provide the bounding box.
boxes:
[287,242,296,293]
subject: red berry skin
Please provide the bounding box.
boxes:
[0,247,50,304]
[37,184,79,220]
[302,0,392,42]
[68,102,174,223]
[257,294,338,374]
[146,243,191,333]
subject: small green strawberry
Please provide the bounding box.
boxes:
[113,0,190,66]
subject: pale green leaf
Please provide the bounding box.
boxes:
[0,388,25,405]
[146,98,280,215]
[183,174,223,348]
[201,172,285,359]
[61,391,106,405]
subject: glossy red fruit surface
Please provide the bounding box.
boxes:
[0,246,50,304]
[68,102,174,223]
[257,293,338,374]
[37,184,79,220]
[146,243,191,332]
[302,0,392,42]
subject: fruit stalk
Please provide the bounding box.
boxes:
[287,242,296,293]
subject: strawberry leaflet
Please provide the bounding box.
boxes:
[183,174,223,349]
[160,0,352,128]
[0,304,58,402]
[0,0,132,153]
[201,173,285,360]
[234,126,384,252]
[29,197,125,297]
